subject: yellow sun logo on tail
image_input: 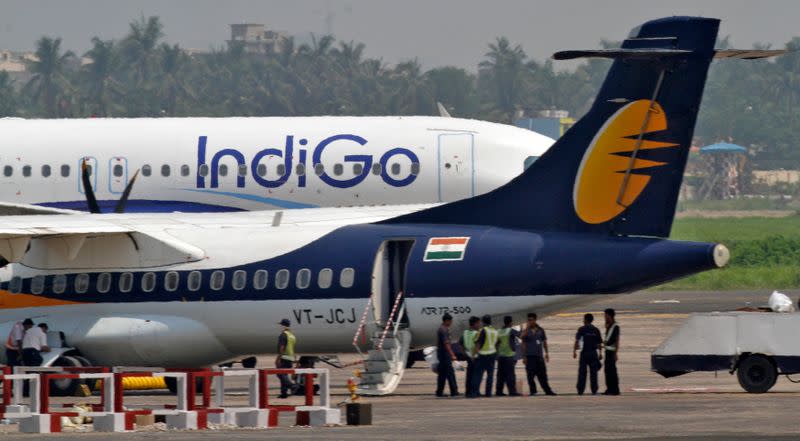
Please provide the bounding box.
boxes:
[573,100,678,224]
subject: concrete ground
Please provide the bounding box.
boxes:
[1,289,799,440]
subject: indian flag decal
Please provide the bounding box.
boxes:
[423,237,470,262]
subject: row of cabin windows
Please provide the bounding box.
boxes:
[8,268,355,295]
[2,162,421,179]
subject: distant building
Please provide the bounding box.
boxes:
[0,50,33,73]
[514,109,576,139]
[228,23,288,55]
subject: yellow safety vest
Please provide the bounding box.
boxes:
[462,329,478,358]
[497,327,515,357]
[478,326,498,355]
[281,330,296,361]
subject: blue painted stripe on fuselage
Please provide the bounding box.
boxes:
[37,200,244,213]
[182,189,319,209]
[3,223,719,306]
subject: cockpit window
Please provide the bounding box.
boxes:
[523,156,539,170]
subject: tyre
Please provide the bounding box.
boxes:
[241,356,257,369]
[71,355,99,391]
[737,355,777,393]
[164,376,204,394]
[51,355,83,396]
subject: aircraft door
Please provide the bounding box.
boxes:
[78,156,98,195]
[370,240,414,325]
[437,133,474,202]
[108,157,129,194]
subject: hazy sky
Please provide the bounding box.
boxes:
[1,0,798,70]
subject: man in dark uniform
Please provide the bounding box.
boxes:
[520,312,555,395]
[435,313,459,397]
[573,313,602,395]
[603,308,621,395]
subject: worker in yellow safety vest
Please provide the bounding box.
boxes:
[468,315,498,398]
[495,316,521,396]
[459,316,481,397]
[276,318,297,398]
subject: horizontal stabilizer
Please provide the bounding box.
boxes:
[554,48,787,61]
[713,49,788,59]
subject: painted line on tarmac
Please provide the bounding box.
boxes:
[631,387,716,393]
[556,312,689,319]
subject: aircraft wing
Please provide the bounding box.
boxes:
[0,202,82,216]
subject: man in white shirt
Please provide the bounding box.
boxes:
[4,318,32,367]
[21,323,50,366]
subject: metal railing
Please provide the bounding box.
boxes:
[377,291,405,352]
[352,295,374,358]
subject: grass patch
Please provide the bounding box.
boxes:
[657,216,800,290]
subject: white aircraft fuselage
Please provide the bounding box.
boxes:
[0,116,551,212]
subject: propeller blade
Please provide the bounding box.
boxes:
[81,159,101,214]
[113,169,140,214]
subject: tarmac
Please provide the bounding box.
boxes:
[2,289,799,440]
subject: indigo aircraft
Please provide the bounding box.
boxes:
[0,17,782,395]
[0,116,551,213]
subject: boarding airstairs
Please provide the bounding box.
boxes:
[353,292,412,395]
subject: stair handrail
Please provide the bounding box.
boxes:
[377,291,404,351]
[352,295,374,357]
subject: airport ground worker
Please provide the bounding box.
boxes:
[521,313,556,395]
[574,313,603,395]
[469,314,498,398]
[459,316,480,397]
[21,322,50,366]
[495,315,521,396]
[435,313,460,397]
[603,308,621,395]
[276,318,297,398]
[5,318,31,367]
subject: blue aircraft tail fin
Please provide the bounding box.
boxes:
[385,17,723,237]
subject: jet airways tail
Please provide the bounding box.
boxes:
[385,17,774,238]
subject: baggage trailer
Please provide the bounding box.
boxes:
[651,311,800,393]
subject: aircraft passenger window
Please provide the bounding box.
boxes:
[353,164,363,175]
[295,164,305,176]
[161,164,171,177]
[296,268,311,289]
[218,164,228,177]
[141,272,156,292]
[142,164,152,177]
[339,268,355,288]
[61,164,70,177]
[232,270,247,290]
[238,164,247,177]
[333,164,343,176]
[276,164,286,176]
[523,156,539,170]
[257,164,267,177]
[42,165,51,178]
[314,164,324,176]
[411,163,420,176]
[371,163,382,175]
[165,271,179,292]
[275,269,290,290]
[75,273,90,294]
[181,165,190,177]
[113,164,123,177]
[97,273,111,293]
[31,275,45,295]
[22,165,31,177]
[253,270,268,290]
[199,164,209,177]
[53,274,67,294]
[9,276,21,294]
[391,163,400,176]
[210,270,225,291]
[119,272,133,293]
[3,166,12,177]
[187,271,202,291]
[317,268,333,289]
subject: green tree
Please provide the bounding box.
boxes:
[479,37,528,122]
[82,37,124,117]
[24,37,75,117]
[0,71,17,116]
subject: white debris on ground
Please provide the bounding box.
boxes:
[650,299,681,304]
[768,291,795,313]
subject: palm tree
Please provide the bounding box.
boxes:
[123,15,164,85]
[24,37,75,117]
[155,44,196,115]
[0,71,16,116]
[83,37,124,116]
[479,37,528,122]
